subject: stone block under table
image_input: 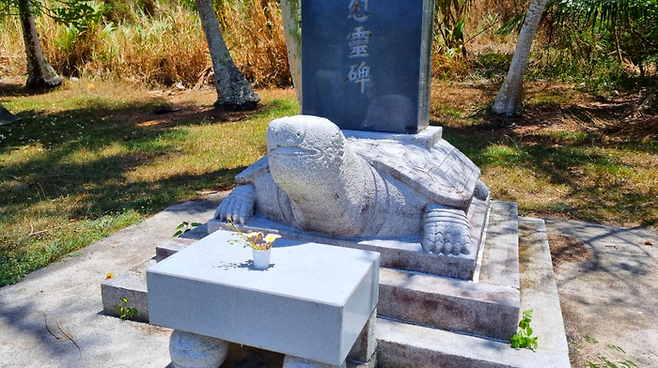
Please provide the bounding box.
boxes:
[147,229,380,367]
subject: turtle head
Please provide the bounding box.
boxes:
[266,116,372,235]
[266,115,349,196]
[267,115,345,171]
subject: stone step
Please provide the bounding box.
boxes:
[100,203,569,366]
[101,237,197,321]
[374,201,521,341]
[101,257,154,322]
[105,201,521,341]
[378,268,518,341]
[374,217,569,368]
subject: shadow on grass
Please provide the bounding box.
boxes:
[0,94,296,285]
[0,93,291,215]
[0,80,64,97]
[439,106,658,228]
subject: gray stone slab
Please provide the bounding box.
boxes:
[479,201,520,289]
[343,126,442,149]
[155,238,196,262]
[517,218,569,361]
[375,318,569,368]
[373,217,569,368]
[208,211,483,280]
[301,0,434,133]
[378,268,519,341]
[147,230,380,366]
[101,258,155,323]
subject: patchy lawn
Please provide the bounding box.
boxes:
[0,77,298,285]
[432,80,657,229]
[1,76,656,286]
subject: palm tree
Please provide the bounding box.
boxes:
[195,0,260,111]
[17,0,62,89]
[552,0,658,77]
[491,0,548,116]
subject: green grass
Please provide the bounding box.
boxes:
[0,81,298,286]
[442,116,658,229]
[2,78,657,286]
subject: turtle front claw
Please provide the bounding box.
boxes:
[422,204,471,255]
[215,184,257,225]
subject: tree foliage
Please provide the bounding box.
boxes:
[550,0,658,76]
[0,0,102,29]
[434,0,472,56]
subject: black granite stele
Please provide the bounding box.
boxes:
[302,0,435,134]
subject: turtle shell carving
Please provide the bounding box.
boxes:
[215,115,489,255]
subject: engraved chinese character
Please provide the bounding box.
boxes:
[347,26,371,58]
[348,61,371,93]
[347,0,368,22]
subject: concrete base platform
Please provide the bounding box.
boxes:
[167,201,520,341]
[374,217,569,367]
[101,202,569,367]
[206,195,489,281]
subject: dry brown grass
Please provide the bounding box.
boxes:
[2,0,530,88]
[1,0,290,88]
[44,3,210,87]
[431,81,658,229]
[222,0,290,88]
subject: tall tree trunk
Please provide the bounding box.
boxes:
[195,0,260,111]
[491,0,547,116]
[280,0,302,108]
[0,101,21,126]
[18,0,62,89]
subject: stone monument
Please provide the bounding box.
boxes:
[105,4,568,363]
[210,0,491,281]
[217,116,489,256]
[203,1,498,366]
[302,0,435,133]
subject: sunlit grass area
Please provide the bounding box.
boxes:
[436,81,658,229]
[0,80,298,285]
[1,78,656,286]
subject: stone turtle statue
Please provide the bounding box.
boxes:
[216,115,489,255]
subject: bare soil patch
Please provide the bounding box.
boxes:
[548,234,594,267]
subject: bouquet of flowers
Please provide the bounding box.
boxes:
[227,220,280,251]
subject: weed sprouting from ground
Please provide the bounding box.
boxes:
[115,298,138,320]
[511,310,538,350]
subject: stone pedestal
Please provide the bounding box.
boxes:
[147,230,380,366]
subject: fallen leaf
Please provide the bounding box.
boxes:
[645,240,653,246]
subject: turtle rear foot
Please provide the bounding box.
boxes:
[422,204,471,255]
